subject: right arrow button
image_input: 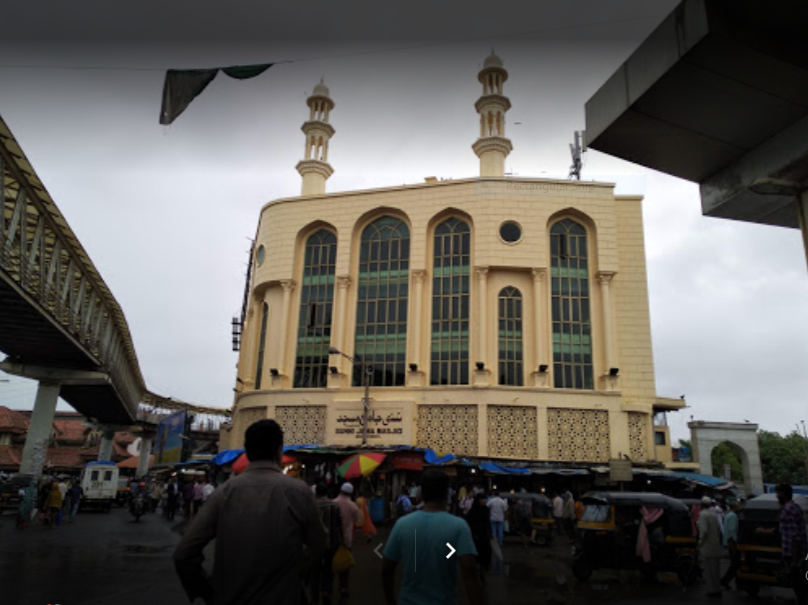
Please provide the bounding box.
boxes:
[445,542,456,559]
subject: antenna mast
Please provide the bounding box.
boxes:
[568,130,586,180]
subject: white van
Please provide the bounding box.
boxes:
[80,461,119,512]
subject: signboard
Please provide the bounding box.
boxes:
[609,459,633,483]
[156,410,187,464]
[392,452,424,471]
[334,410,405,440]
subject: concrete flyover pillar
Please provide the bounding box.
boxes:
[19,382,61,476]
[98,428,116,461]
[136,436,153,478]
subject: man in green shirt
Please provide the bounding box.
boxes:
[382,470,486,605]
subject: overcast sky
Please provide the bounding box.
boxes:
[1,1,806,445]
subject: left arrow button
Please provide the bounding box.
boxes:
[374,542,385,559]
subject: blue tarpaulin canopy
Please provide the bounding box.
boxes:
[424,449,456,465]
[479,462,531,475]
[211,449,244,466]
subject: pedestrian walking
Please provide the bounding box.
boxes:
[396,486,413,518]
[514,498,534,548]
[202,478,215,503]
[174,419,326,605]
[17,480,37,529]
[355,487,377,543]
[465,492,493,582]
[775,483,807,605]
[46,481,63,527]
[164,477,179,521]
[697,495,723,597]
[459,491,474,516]
[552,492,564,536]
[562,492,576,543]
[332,482,360,600]
[149,481,163,513]
[486,489,508,547]
[67,481,83,522]
[181,478,194,519]
[192,475,204,517]
[310,480,343,605]
[720,501,740,589]
[383,470,486,605]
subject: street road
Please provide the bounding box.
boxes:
[0,507,799,605]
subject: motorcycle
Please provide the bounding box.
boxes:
[130,493,146,522]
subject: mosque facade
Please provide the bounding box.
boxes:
[224,54,683,467]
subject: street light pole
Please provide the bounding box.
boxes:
[329,347,373,447]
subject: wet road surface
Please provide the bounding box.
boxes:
[1,507,800,605]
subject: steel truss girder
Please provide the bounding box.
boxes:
[0,119,145,421]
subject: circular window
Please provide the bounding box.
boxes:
[499,221,522,244]
[256,245,266,266]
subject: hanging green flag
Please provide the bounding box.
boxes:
[160,63,274,125]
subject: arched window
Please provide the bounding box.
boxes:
[550,219,593,389]
[498,286,523,386]
[254,303,269,389]
[294,229,337,388]
[431,217,470,385]
[354,217,410,387]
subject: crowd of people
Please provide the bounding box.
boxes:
[15,474,83,529]
[171,420,597,605]
[692,488,806,604]
[124,473,218,521]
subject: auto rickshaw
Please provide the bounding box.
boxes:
[504,492,554,545]
[736,493,808,596]
[572,492,698,584]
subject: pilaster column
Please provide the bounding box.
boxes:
[19,382,60,476]
[474,267,490,385]
[532,268,549,387]
[597,271,617,390]
[332,275,352,375]
[411,270,427,368]
[239,303,258,388]
[279,279,297,382]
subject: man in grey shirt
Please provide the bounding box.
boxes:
[174,420,326,605]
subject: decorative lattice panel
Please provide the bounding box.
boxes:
[488,406,538,459]
[238,407,267,445]
[275,406,326,446]
[417,405,478,456]
[628,412,648,462]
[547,408,610,462]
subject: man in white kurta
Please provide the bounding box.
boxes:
[697,496,723,597]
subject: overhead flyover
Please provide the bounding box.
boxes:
[0,112,148,473]
[585,0,808,242]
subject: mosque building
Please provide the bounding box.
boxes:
[223,53,684,470]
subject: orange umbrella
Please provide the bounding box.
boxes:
[231,452,297,475]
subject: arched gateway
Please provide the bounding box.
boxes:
[689,421,763,495]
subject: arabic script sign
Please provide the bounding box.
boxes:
[332,406,411,444]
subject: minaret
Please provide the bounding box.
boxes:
[472,51,513,177]
[296,79,335,196]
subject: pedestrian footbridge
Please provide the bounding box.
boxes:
[0,114,222,475]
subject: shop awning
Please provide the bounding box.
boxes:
[479,462,531,475]
[211,449,244,465]
[530,468,590,476]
